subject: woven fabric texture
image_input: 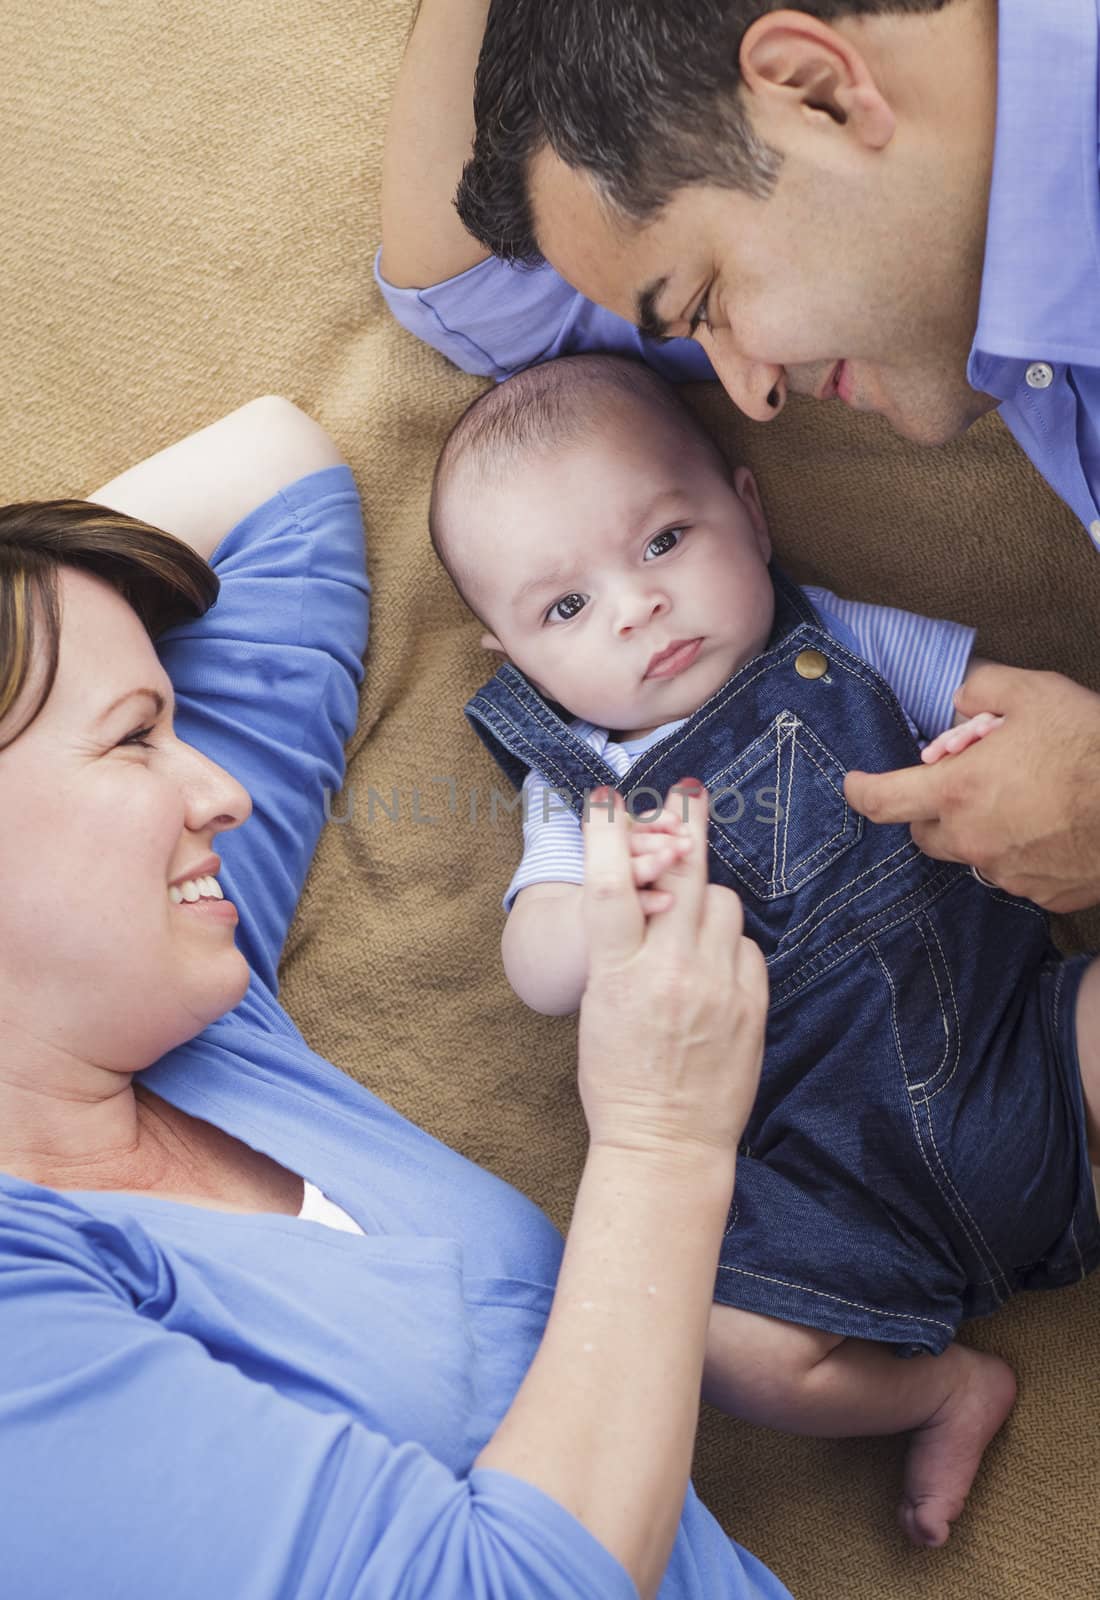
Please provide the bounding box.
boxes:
[2,3,1098,1594]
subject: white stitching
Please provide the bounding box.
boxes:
[715,1262,956,1335]
[870,939,1008,1298]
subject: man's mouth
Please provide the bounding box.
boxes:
[818,361,849,403]
[645,638,702,679]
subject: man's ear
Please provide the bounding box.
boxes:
[480,630,507,654]
[739,9,895,152]
[732,466,772,563]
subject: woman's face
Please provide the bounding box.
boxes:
[0,568,252,1074]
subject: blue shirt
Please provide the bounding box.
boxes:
[0,469,789,1600]
[376,0,1100,543]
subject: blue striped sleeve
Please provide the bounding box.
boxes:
[804,587,976,743]
[503,770,586,909]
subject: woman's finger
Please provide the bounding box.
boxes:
[582,787,645,967]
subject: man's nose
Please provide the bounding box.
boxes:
[703,331,787,423]
[616,587,670,635]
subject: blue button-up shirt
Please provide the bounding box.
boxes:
[968,0,1100,544]
[378,0,1100,544]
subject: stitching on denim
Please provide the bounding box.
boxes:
[773,841,914,951]
[773,717,784,892]
[773,853,935,969]
[708,828,770,892]
[987,889,1047,924]
[476,695,608,794]
[902,916,952,1097]
[771,869,957,1000]
[715,1262,955,1335]
[913,915,965,1102]
[870,939,1008,1298]
[1052,965,1088,1279]
[917,1093,1009,1298]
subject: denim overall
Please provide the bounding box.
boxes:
[467,570,1100,1353]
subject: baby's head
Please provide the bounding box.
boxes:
[431,354,775,739]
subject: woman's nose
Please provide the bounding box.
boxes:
[704,331,787,423]
[183,744,253,835]
[616,588,670,636]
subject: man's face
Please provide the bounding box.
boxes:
[528,144,997,447]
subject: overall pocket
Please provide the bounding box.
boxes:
[706,709,863,901]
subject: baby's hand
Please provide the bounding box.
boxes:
[921,711,1005,765]
[629,805,691,915]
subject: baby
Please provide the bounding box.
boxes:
[430,354,1100,1547]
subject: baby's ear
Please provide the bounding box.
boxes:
[733,467,772,562]
[480,630,507,654]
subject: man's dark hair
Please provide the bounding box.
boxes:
[456,1,952,261]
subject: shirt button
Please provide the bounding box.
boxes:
[1025,361,1054,390]
[795,649,829,680]
[1091,520,1100,542]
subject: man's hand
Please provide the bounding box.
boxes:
[844,665,1100,912]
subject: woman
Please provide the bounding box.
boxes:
[0,397,779,1599]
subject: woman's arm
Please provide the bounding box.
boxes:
[89,396,343,561]
[480,785,768,1596]
[380,0,491,289]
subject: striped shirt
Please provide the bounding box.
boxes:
[504,587,974,909]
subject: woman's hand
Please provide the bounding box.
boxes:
[578,781,768,1163]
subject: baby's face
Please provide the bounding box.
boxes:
[467,399,776,738]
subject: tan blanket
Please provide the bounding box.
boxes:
[2,2,1097,1593]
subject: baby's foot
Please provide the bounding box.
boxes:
[899,1346,1017,1548]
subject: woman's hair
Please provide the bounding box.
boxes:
[0,499,219,748]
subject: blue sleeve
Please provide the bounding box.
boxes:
[375,249,715,384]
[0,1190,637,1600]
[804,586,976,743]
[156,466,370,997]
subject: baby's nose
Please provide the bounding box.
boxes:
[616,590,670,634]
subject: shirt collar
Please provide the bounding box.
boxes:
[970,0,1100,394]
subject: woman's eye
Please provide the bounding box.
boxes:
[119,725,157,750]
[645,528,685,560]
[546,593,587,625]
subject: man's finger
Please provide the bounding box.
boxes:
[844,763,947,826]
[954,661,1030,721]
[582,786,645,965]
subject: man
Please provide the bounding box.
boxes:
[381,0,1100,911]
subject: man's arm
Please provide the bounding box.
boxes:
[380,0,491,289]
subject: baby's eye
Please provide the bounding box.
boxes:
[644,528,685,560]
[546,593,588,624]
[689,294,711,338]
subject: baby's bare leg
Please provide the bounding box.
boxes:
[704,1305,1016,1548]
[1073,954,1100,1161]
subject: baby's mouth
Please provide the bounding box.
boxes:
[645,638,703,680]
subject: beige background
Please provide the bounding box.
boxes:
[2,2,1098,1594]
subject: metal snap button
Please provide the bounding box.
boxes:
[1025,361,1054,390]
[794,648,829,680]
[1090,520,1100,542]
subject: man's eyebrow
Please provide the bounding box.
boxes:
[96,687,169,724]
[635,276,672,342]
